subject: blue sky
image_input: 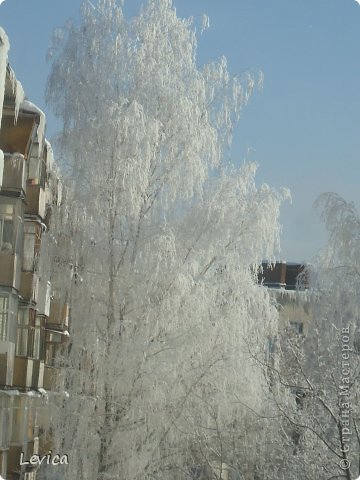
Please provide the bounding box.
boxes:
[1,0,360,262]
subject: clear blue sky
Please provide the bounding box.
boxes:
[1,0,360,262]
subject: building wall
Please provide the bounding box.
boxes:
[0,30,68,480]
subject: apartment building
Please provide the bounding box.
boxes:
[0,28,68,480]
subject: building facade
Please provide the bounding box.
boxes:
[0,28,68,480]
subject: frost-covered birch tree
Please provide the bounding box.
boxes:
[44,1,287,479]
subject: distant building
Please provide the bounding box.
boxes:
[259,260,311,335]
[260,260,313,461]
[0,28,68,480]
[258,260,309,290]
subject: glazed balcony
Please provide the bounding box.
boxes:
[25,184,46,220]
[0,351,14,387]
[0,252,21,290]
[12,358,44,390]
[13,357,33,389]
[0,394,11,449]
[37,281,51,317]
[48,302,69,331]
[43,365,59,391]
[15,308,45,385]
[7,446,22,474]
[0,197,23,290]
[0,354,6,386]
[38,431,53,456]
[19,271,39,304]
[22,221,42,274]
[0,450,6,479]
[31,359,44,390]
[1,153,26,197]
[0,111,35,157]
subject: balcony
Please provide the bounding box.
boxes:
[37,281,51,317]
[48,302,69,331]
[0,450,7,479]
[0,252,21,290]
[13,357,44,390]
[38,431,53,456]
[0,349,15,387]
[19,271,39,304]
[1,153,26,197]
[7,445,22,475]
[43,365,59,391]
[13,357,33,389]
[27,438,39,458]
[0,354,6,386]
[0,113,35,157]
[0,394,11,449]
[22,221,42,273]
[31,360,44,390]
[25,184,46,220]
[8,443,39,477]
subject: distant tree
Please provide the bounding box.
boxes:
[256,193,360,480]
[44,1,287,479]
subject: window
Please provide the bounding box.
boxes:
[27,142,47,189]
[0,199,23,255]
[0,450,7,478]
[289,321,303,335]
[45,331,62,366]
[27,143,41,182]
[0,395,10,448]
[0,209,14,253]
[24,473,36,480]
[11,396,27,445]
[16,309,43,359]
[2,153,26,193]
[0,290,18,343]
[22,222,41,272]
[0,296,8,341]
[32,316,43,360]
[16,308,30,356]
